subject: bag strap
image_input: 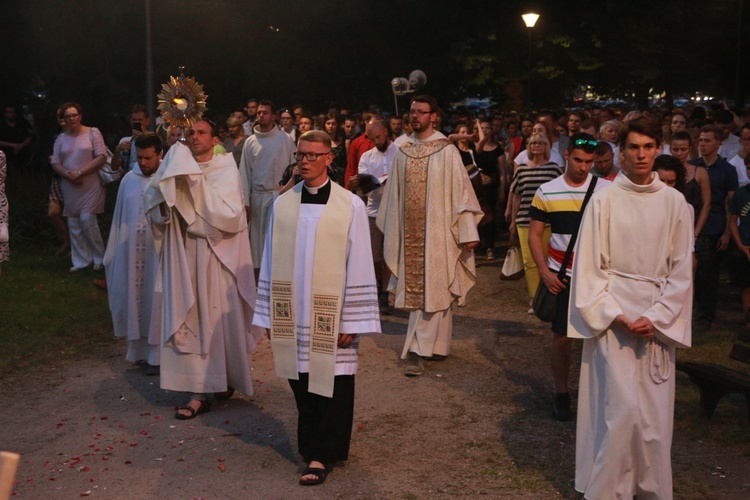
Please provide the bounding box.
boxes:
[556,175,598,280]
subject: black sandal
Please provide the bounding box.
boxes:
[299,465,329,486]
[214,387,235,400]
[174,400,210,420]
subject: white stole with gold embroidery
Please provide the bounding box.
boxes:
[270,182,352,397]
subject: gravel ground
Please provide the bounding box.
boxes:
[2,256,749,499]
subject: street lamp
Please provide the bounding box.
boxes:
[522,12,540,110]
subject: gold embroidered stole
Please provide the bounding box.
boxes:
[270,182,352,397]
[399,139,451,309]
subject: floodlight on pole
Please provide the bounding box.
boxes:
[522,12,540,110]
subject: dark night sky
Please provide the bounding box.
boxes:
[2,0,748,135]
[1,0,537,117]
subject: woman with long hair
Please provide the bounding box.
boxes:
[324,113,346,186]
[669,131,710,240]
[50,102,107,272]
[475,119,506,259]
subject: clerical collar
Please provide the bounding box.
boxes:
[301,179,331,204]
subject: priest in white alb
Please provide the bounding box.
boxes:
[568,118,693,499]
[253,130,381,486]
[104,134,163,374]
[144,119,264,420]
[376,94,483,377]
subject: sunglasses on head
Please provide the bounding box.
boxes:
[573,138,598,151]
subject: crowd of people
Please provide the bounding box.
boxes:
[2,92,750,497]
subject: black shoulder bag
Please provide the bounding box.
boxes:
[532,176,598,322]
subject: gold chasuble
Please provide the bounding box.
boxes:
[269,182,353,397]
[400,139,451,309]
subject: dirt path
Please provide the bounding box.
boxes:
[2,257,749,499]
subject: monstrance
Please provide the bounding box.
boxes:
[157,66,208,142]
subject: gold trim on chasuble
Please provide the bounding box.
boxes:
[400,139,451,309]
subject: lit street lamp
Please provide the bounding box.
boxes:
[522,12,540,110]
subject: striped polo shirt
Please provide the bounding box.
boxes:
[529,174,610,276]
[511,163,563,226]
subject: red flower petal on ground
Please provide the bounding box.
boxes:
[100,417,108,420]
[124,461,132,465]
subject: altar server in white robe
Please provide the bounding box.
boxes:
[254,130,381,486]
[104,134,163,372]
[568,117,693,500]
[144,119,264,420]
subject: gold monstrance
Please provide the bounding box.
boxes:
[157,66,207,142]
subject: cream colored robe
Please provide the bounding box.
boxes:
[239,126,296,268]
[568,172,693,500]
[103,165,160,364]
[144,144,264,395]
[376,131,482,312]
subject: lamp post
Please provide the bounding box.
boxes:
[522,12,540,111]
[145,0,155,128]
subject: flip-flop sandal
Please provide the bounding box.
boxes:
[174,400,210,420]
[214,387,235,400]
[299,465,329,486]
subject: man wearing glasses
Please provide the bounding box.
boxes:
[377,94,482,377]
[254,130,380,485]
[144,119,264,421]
[568,118,693,499]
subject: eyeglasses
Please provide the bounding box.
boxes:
[294,151,330,162]
[409,109,432,116]
[63,113,80,119]
[528,141,546,146]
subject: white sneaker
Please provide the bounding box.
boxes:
[486,249,494,260]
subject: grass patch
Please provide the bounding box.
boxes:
[1,163,120,379]
[0,247,114,378]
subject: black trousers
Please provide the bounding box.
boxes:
[288,373,355,464]
[695,233,722,322]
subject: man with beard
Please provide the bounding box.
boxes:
[144,119,264,419]
[377,95,483,376]
[104,134,163,373]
